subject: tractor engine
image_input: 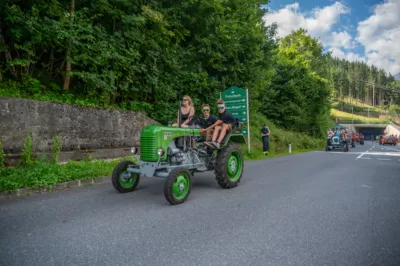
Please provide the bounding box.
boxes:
[167,137,192,165]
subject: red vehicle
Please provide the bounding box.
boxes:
[379,135,397,146]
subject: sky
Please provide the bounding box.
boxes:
[262,0,400,76]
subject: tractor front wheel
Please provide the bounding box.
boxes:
[215,142,244,189]
[164,168,192,205]
[111,160,140,193]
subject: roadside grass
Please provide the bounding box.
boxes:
[0,156,136,192]
[243,113,325,160]
[331,108,388,124]
[332,97,386,113]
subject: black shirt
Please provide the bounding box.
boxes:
[205,115,217,127]
[218,110,235,125]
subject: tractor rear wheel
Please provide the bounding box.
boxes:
[164,168,192,205]
[111,161,140,193]
[215,142,244,189]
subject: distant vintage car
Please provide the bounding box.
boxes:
[326,125,349,152]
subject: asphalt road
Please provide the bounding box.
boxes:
[1,141,400,266]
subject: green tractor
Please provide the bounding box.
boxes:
[111,115,247,205]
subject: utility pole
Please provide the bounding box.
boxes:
[352,106,354,124]
[372,84,375,107]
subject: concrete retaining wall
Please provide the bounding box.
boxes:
[0,97,159,157]
[385,123,400,136]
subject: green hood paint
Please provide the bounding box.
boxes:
[140,125,201,162]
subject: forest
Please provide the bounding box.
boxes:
[1,0,400,139]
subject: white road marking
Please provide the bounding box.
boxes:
[321,151,400,156]
[377,158,391,161]
[382,147,400,152]
[360,157,371,159]
[362,185,372,188]
[368,152,400,157]
[356,150,369,160]
[316,151,359,154]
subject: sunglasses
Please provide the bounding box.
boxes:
[217,106,225,110]
[202,109,209,112]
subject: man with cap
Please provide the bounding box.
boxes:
[261,123,270,155]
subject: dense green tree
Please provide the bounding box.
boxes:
[260,29,330,137]
[0,0,276,123]
[1,1,399,136]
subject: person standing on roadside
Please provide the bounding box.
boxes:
[261,123,270,155]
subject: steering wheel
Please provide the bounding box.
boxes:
[187,115,208,128]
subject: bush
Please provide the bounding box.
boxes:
[20,131,35,166]
[0,140,4,169]
[52,136,62,163]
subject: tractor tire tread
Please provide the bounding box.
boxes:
[164,168,192,205]
[111,160,140,193]
[214,142,244,189]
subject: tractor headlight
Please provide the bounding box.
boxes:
[131,147,138,154]
[157,148,165,156]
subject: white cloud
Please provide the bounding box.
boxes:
[326,31,356,49]
[263,1,400,75]
[356,0,400,75]
[331,48,365,62]
[263,1,352,49]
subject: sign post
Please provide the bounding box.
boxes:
[221,86,251,153]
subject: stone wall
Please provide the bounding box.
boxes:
[0,97,159,154]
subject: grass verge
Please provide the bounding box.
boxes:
[0,156,136,192]
[243,113,325,160]
[332,97,386,113]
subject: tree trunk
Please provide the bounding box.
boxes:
[63,0,75,91]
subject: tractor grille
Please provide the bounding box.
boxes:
[140,136,158,161]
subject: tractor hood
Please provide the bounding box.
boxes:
[140,125,201,162]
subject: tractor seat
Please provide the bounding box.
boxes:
[232,118,244,133]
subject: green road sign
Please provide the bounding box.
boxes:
[224,103,246,111]
[221,86,249,137]
[230,111,247,119]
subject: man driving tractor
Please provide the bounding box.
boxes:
[202,99,235,149]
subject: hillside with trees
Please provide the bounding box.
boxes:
[1,0,400,140]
